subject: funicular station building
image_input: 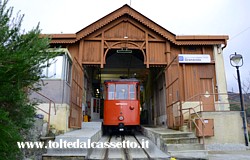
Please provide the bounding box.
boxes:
[33,5,247,150]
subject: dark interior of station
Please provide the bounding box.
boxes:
[84,48,166,125]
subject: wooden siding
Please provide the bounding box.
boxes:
[166,44,217,127]
[203,46,214,60]
[83,41,101,64]
[68,43,79,60]
[69,58,83,128]
[148,42,166,64]
[80,16,169,66]
[200,78,215,111]
[104,21,145,39]
[181,64,215,101]
[165,55,180,128]
[183,45,214,60]
[105,41,144,49]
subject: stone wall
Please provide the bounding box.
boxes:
[200,111,248,150]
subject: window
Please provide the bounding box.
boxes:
[41,53,72,82]
[41,55,63,79]
[129,84,135,100]
[115,84,128,100]
[65,55,72,83]
[106,83,138,100]
[108,84,115,100]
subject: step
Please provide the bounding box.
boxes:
[161,132,195,138]
[82,122,102,129]
[164,137,199,144]
[167,143,205,151]
[43,127,102,159]
[168,150,208,159]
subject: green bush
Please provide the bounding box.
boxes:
[0,0,57,159]
[0,109,23,159]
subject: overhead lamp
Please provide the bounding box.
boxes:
[230,52,243,67]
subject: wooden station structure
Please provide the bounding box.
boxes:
[46,5,228,129]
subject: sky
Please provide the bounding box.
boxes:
[7,0,250,93]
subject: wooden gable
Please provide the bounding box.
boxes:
[84,14,166,41]
[48,4,228,47]
[79,11,169,67]
[47,4,228,67]
[76,4,175,42]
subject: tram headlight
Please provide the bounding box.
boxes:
[118,116,124,121]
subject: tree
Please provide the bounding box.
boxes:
[0,0,56,159]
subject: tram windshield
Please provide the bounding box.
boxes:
[106,83,137,100]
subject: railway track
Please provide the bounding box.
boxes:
[89,133,170,160]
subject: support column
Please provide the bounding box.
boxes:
[79,40,84,64]
[146,32,149,68]
[101,32,104,68]
[166,41,171,64]
[165,41,172,128]
[213,45,229,111]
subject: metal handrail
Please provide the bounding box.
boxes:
[29,88,56,131]
[192,119,205,144]
[182,107,206,144]
[176,92,241,144]
[181,92,240,116]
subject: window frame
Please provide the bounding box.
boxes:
[106,82,139,100]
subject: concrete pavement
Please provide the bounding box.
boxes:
[208,150,250,160]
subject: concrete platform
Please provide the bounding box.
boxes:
[141,125,208,159]
[82,121,102,129]
[43,122,102,160]
[208,150,250,160]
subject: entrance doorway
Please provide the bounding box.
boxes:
[82,48,166,126]
[103,49,146,80]
[200,78,215,111]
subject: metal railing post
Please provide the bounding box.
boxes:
[29,88,56,133]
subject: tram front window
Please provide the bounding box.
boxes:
[115,84,128,100]
[108,84,115,100]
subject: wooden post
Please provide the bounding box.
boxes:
[101,32,104,68]
[166,41,171,64]
[79,40,84,64]
[202,46,205,54]
[146,32,149,68]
